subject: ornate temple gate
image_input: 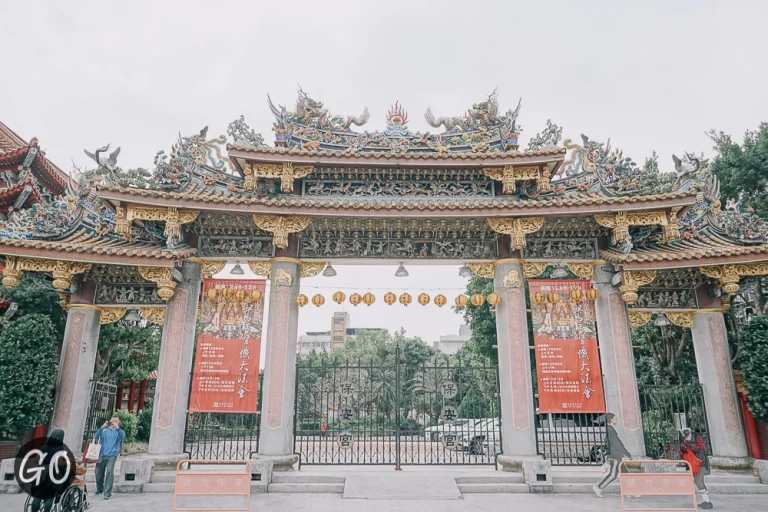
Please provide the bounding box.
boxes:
[294,348,501,466]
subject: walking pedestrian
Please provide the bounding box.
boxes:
[94,415,125,500]
[680,429,713,509]
[593,413,631,498]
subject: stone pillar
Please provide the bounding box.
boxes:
[258,259,301,466]
[148,261,201,456]
[50,304,101,456]
[593,264,646,457]
[494,261,539,468]
[691,311,748,459]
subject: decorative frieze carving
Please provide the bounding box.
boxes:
[522,238,599,260]
[628,311,653,328]
[199,260,227,279]
[199,237,274,258]
[1,257,91,292]
[299,235,497,260]
[302,178,493,197]
[482,165,550,194]
[630,288,698,309]
[619,269,657,304]
[117,206,199,245]
[667,312,694,328]
[248,261,272,277]
[468,263,494,278]
[567,263,595,280]
[141,307,166,325]
[300,262,325,278]
[245,162,314,193]
[486,217,545,250]
[594,211,679,244]
[523,262,548,278]
[137,266,176,300]
[100,308,127,325]
[252,215,312,248]
[96,283,165,305]
[700,263,768,296]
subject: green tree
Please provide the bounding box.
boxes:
[710,123,768,219]
[631,324,698,385]
[739,316,768,423]
[455,276,497,364]
[96,319,162,384]
[0,275,66,336]
[0,314,59,444]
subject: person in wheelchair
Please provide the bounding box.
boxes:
[27,430,89,512]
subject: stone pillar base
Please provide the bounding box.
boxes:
[253,454,298,471]
[523,459,552,493]
[497,454,543,472]
[0,459,21,494]
[754,460,768,484]
[709,456,754,471]
[115,459,154,493]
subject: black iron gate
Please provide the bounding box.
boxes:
[83,381,117,445]
[294,346,501,466]
[639,384,711,460]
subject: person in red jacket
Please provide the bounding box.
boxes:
[680,429,713,509]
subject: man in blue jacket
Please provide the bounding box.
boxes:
[94,415,125,500]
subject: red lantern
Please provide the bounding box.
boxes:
[471,293,485,306]
[235,289,246,302]
[333,291,346,304]
[434,294,447,307]
[532,292,546,305]
[349,293,362,307]
[586,288,599,301]
[384,292,397,305]
[363,292,375,306]
[487,292,501,306]
[418,293,430,306]
[455,294,469,308]
[296,294,309,307]
[569,289,584,303]
[206,288,218,301]
[250,289,263,303]
[547,292,561,304]
[312,294,325,307]
[399,293,412,306]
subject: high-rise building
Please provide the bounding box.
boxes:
[433,324,472,355]
[331,311,349,351]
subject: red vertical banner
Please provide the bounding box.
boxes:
[529,279,605,414]
[190,278,266,413]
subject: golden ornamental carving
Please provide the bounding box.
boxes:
[100,308,127,325]
[1,256,23,288]
[248,261,272,277]
[122,206,200,240]
[699,263,768,296]
[2,258,91,292]
[200,260,227,278]
[628,311,652,328]
[482,165,548,195]
[567,263,594,280]
[523,262,548,279]
[300,262,325,278]
[662,211,680,242]
[273,268,292,287]
[141,307,166,325]
[246,162,314,192]
[667,312,694,329]
[503,270,522,288]
[58,292,70,309]
[486,217,545,250]
[137,266,176,301]
[594,211,671,244]
[619,269,657,305]
[252,215,312,248]
[468,263,494,278]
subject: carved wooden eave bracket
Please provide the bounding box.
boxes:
[628,310,695,328]
[99,306,166,325]
[196,260,227,278]
[115,205,200,239]
[594,211,679,244]
[2,257,91,295]
[487,217,545,250]
[247,259,325,278]
[699,263,768,296]
[482,165,551,194]
[137,266,176,301]
[619,269,657,304]
[252,215,312,248]
[243,162,314,192]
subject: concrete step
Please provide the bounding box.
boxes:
[458,483,529,493]
[143,483,176,493]
[271,474,346,484]
[706,474,761,484]
[455,474,525,484]
[553,483,620,494]
[150,473,176,483]
[268,482,345,493]
[707,483,768,495]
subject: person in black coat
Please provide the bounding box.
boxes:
[593,413,631,498]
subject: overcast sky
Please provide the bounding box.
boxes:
[3,1,768,351]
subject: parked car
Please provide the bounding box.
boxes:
[536,415,606,463]
[455,418,501,455]
[424,418,473,441]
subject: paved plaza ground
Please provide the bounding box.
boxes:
[2,492,768,512]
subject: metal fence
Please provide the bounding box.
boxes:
[534,411,607,466]
[638,384,711,460]
[183,373,263,460]
[294,347,501,466]
[83,381,117,445]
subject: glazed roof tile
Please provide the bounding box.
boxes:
[601,232,768,264]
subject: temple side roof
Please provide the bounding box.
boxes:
[0,121,26,154]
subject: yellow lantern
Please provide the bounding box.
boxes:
[434,294,447,307]
[570,289,584,303]
[384,292,397,305]
[586,288,599,302]
[251,289,263,303]
[547,292,561,304]
[532,291,546,305]
[296,294,309,307]
[471,293,485,306]
[333,291,346,304]
[235,289,246,302]
[222,288,234,300]
[487,292,501,307]
[206,288,218,301]
[363,292,376,306]
[312,294,325,307]
[418,293,430,306]
[399,293,412,306]
[350,293,363,307]
[455,294,469,307]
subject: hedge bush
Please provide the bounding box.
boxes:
[740,317,768,423]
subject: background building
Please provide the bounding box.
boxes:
[298,311,384,355]
[433,324,472,355]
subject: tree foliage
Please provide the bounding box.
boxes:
[0,275,66,337]
[455,276,497,364]
[709,123,768,218]
[96,319,162,384]
[0,314,60,439]
[631,324,699,385]
[739,316,768,423]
